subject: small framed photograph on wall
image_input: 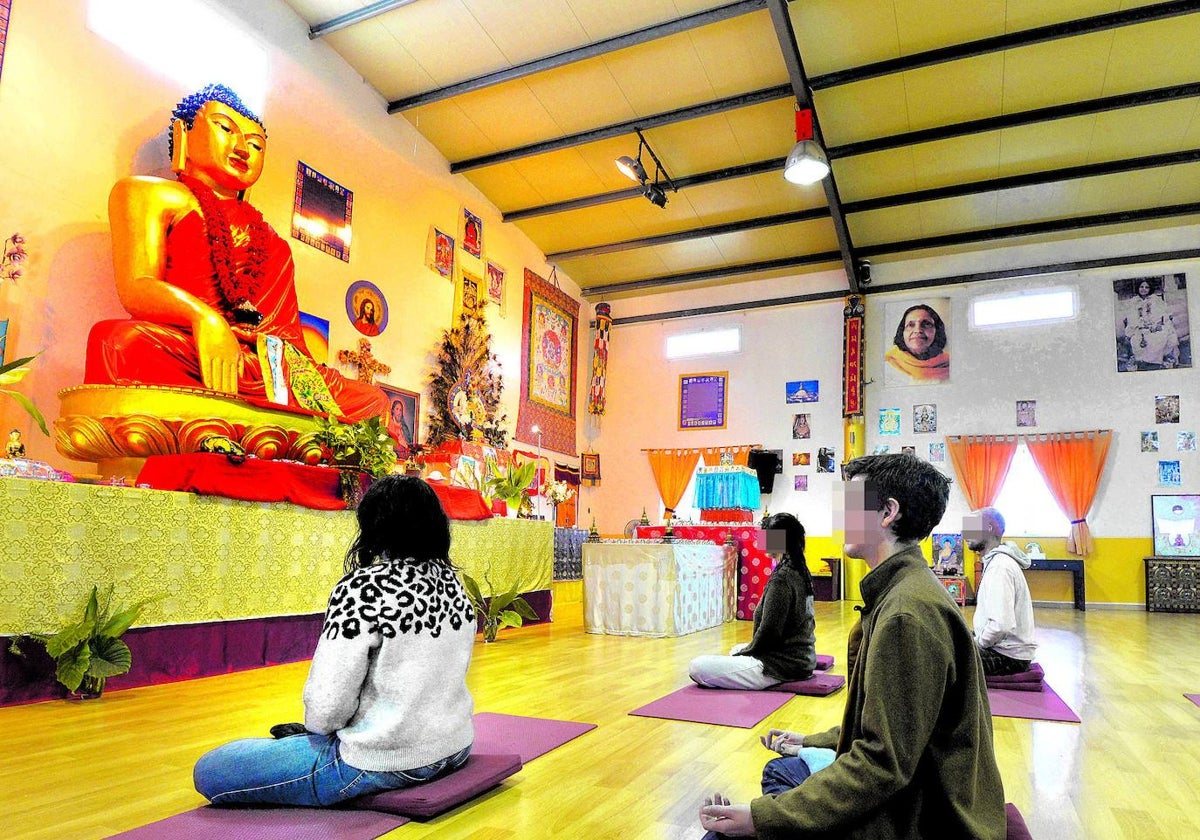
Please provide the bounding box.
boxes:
[379,384,420,453]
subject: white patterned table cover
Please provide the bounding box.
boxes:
[582,542,735,637]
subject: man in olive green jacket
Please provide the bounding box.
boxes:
[700,454,1006,839]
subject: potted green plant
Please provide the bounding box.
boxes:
[1,353,49,436]
[460,570,539,643]
[9,585,158,699]
[484,458,536,514]
[313,415,398,507]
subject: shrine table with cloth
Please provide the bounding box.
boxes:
[636,524,773,620]
[0,478,551,705]
[582,542,735,638]
[693,466,760,523]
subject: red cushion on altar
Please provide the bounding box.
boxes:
[136,453,347,510]
[699,508,755,523]
[426,480,493,521]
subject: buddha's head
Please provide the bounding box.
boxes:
[169,84,267,196]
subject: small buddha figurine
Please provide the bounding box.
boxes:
[6,428,25,459]
[84,84,388,424]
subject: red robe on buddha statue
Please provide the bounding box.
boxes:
[85,200,387,424]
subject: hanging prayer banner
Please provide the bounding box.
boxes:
[463,209,483,258]
[486,260,506,313]
[517,268,580,455]
[588,302,611,415]
[426,227,455,279]
[292,161,353,262]
[843,295,864,416]
[581,452,601,484]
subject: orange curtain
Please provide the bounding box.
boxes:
[699,445,758,466]
[1024,430,1112,557]
[646,449,701,516]
[945,435,1018,510]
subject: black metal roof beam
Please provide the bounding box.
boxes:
[546,208,830,260]
[858,201,1200,258]
[765,0,859,293]
[450,85,789,173]
[309,0,420,39]
[612,288,847,325]
[504,158,785,222]
[581,252,841,296]
[843,148,1200,214]
[829,82,1200,160]
[388,0,768,111]
[809,0,1200,90]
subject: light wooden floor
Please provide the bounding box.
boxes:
[4,598,1200,840]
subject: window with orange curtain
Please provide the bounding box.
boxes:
[945,435,1018,510]
[645,449,701,516]
[1023,431,1112,557]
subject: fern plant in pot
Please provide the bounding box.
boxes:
[9,585,158,699]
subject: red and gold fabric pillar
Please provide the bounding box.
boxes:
[842,295,865,463]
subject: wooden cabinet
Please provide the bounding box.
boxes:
[1145,556,1200,612]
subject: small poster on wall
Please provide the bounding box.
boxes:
[1141,431,1159,453]
[1152,494,1200,556]
[1179,431,1197,452]
[929,442,945,463]
[1159,460,1182,487]
[794,475,808,491]
[292,161,353,262]
[817,447,836,473]
[486,260,506,312]
[792,413,811,439]
[913,404,937,433]
[792,452,811,466]
[1156,395,1181,424]
[879,408,901,436]
[785,380,819,403]
[679,372,728,430]
[463,209,483,258]
[1016,400,1037,428]
[1114,274,1191,372]
[426,227,455,279]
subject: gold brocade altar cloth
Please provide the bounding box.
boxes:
[0,478,552,635]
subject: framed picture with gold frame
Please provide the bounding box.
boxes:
[678,372,728,430]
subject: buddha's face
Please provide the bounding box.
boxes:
[183,101,266,195]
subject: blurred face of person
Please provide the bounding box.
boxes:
[836,477,889,560]
[962,512,989,552]
[902,308,938,357]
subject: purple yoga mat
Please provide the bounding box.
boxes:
[473,711,597,763]
[1186,693,1200,709]
[630,685,793,728]
[988,682,1080,723]
[105,807,408,840]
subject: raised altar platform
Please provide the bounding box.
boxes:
[0,477,552,705]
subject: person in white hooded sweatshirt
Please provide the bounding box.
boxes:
[964,507,1037,676]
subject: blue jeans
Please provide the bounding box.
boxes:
[761,755,813,796]
[194,733,471,807]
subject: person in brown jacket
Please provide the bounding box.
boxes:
[699,453,1006,839]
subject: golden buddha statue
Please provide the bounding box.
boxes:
[57,85,387,475]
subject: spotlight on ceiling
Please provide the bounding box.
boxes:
[616,129,677,209]
[783,108,831,186]
[616,153,648,184]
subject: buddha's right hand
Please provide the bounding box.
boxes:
[194,312,243,394]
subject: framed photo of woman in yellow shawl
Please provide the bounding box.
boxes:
[882,297,950,386]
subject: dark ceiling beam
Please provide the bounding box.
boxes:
[843,148,1200,214]
[808,0,1200,90]
[309,0,420,39]
[858,201,1200,258]
[449,85,789,172]
[764,0,860,293]
[580,252,842,296]
[546,207,830,260]
[829,82,1200,160]
[388,0,768,111]
[612,288,847,325]
[504,158,785,222]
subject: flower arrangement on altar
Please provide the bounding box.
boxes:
[543,479,575,508]
[1,233,27,283]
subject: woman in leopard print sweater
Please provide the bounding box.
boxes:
[194,475,477,806]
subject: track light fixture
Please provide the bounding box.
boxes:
[783,108,831,186]
[614,129,677,209]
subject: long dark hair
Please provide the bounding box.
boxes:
[764,512,813,598]
[344,475,453,574]
[892,304,947,359]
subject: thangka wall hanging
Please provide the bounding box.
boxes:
[516,268,579,455]
[588,302,611,415]
[292,162,353,262]
[486,260,506,313]
[678,372,727,430]
[462,209,483,258]
[426,227,454,279]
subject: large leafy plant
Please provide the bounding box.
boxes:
[485,458,536,508]
[9,585,159,696]
[314,415,397,478]
[461,571,539,643]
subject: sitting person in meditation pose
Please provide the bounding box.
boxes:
[85,84,387,422]
[194,475,477,806]
[965,506,1036,676]
[688,512,817,689]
